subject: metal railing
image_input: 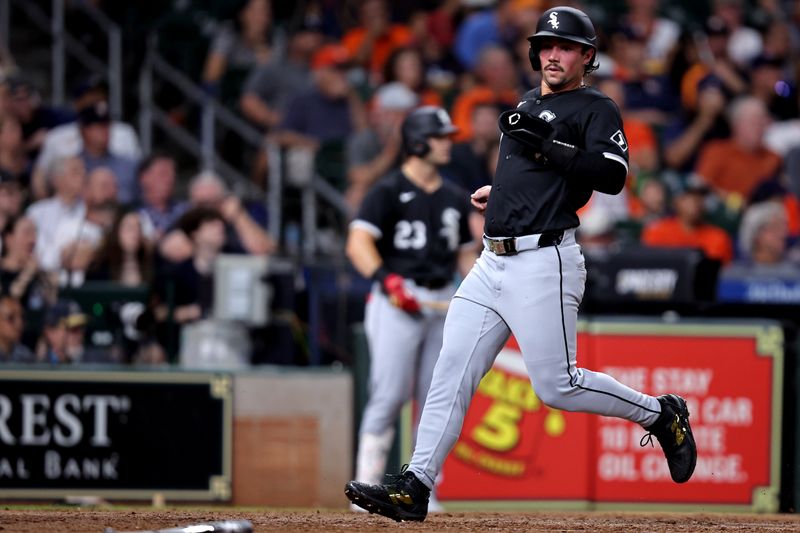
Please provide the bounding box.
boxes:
[137,36,279,232]
[138,33,351,259]
[1,0,122,118]
[2,0,351,260]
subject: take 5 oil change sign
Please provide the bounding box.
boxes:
[436,319,782,512]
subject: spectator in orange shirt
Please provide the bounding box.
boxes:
[642,180,734,264]
[694,96,782,211]
[341,0,413,83]
[451,45,519,141]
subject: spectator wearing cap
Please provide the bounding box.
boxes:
[77,102,139,205]
[0,295,34,363]
[273,44,366,189]
[340,0,413,82]
[30,77,141,201]
[0,114,30,189]
[441,101,500,193]
[239,22,322,131]
[25,155,87,275]
[641,179,734,264]
[694,96,782,211]
[37,299,88,364]
[345,82,418,213]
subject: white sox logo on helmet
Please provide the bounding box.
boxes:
[549,12,559,29]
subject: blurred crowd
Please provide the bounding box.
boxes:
[1,0,800,365]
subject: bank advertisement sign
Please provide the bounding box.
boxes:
[436,320,783,511]
[0,370,232,500]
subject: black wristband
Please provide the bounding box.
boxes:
[372,266,390,283]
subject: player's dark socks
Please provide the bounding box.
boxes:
[344,466,429,522]
[641,394,697,483]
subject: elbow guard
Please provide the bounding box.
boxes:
[543,140,627,195]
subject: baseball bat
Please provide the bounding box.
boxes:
[420,300,450,312]
[104,519,253,533]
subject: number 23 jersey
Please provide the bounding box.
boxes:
[351,169,473,284]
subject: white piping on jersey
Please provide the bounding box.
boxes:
[603,152,629,173]
[350,219,382,239]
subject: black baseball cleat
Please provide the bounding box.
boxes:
[641,394,697,483]
[344,466,430,522]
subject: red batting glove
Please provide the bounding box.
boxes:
[382,273,421,314]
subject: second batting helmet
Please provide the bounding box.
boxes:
[527,6,599,73]
[401,106,459,157]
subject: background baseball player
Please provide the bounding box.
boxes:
[346,106,480,511]
[345,6,697,522]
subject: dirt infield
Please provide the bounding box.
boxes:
[1,509,800,533]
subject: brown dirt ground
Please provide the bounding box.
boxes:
[1,509,800,533]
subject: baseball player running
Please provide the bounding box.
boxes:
[347,106,480,511]
[345,6,696,522]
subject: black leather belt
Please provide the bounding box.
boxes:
[484,230,564,256]
[538,230,565,248]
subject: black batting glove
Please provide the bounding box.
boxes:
[498,109,556,152]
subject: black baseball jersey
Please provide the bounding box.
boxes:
[352,169,473,285]
[485,86,629,237]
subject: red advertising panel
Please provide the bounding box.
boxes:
[438,334,593,501]
[589,323,781,507]
[435,321,782,511]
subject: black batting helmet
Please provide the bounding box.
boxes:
[401,106,458,157]
[527,6,599,74]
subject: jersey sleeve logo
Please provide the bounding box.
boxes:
[610,129,628,152]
